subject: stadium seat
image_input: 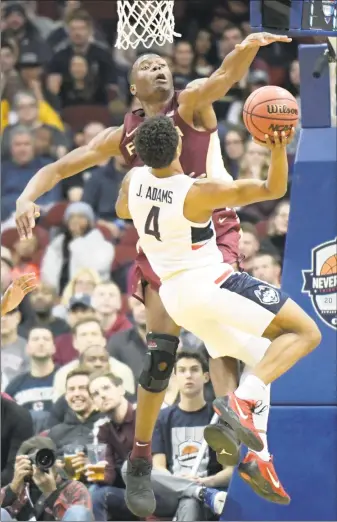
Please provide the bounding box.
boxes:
[61,105,113,132]
[40,201,69,229]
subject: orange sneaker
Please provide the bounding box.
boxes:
[213,394,264,452]
[238,451,290,505]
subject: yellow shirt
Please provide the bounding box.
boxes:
[1,99,64,133]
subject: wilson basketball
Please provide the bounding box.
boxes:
[320,254,337,275]
[243,86,299,142]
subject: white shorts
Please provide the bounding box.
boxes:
[159,264,289,367]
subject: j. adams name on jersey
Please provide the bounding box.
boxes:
[136,184,173,204]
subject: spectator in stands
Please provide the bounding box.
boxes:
[108,297,147,385]
[53,319,135,400]
[5,327,58,433]
[47,10,118,107]
[41,202,115,294]
[63,122,107,201]
[82,155,128,238]
[20,282,70,339]
[264,200,290,261]
[23,0,56,39]
[54,314,101,367]
[1,308,29,391]
[239,222,260,273]
[91,282,131,339]
[0,435,93,521]
[1,395,34,486]
[47,368,106,453]
[47,1,108,52]
[2,90,66,159]
[193,29,215,77]
[2,2,51,64]
[88,372,136,521]
[49,343,112,427]
[134,351,231,520]
[17,51,62,113]
[61,54,97,107]
[3,226,46,282]
[222,126,246,179]
[0,40,23,105]
[172,41,199,90]
[1,128,62,222]
[251,252,281,287]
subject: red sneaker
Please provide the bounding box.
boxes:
[238,451,290,505]
[213,394,264,452]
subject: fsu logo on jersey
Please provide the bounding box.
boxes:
[302,238,337,330]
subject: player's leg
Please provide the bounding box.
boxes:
[213,278,321,452]
[125,283,180,518]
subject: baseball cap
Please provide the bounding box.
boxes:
[68,293,93,311]
[17,51,42,68]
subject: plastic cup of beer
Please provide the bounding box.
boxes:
[86,444,107,482]
[63,444,84,480]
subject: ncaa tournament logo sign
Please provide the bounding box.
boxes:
[302,238,337,330]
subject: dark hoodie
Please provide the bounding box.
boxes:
[46,408,106,455]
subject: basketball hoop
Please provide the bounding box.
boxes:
[115,1,181,50]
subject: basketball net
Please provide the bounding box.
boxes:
[328,37,336,127]
[115,1,181,50]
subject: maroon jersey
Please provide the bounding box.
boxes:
[119,91,241,298]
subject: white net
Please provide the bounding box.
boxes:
[115,0,181,50]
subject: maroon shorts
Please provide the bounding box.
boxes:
[132,227,242,303]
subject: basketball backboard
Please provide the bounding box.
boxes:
[250,0,337,36]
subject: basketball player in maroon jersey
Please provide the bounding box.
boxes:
[15,31,292,514]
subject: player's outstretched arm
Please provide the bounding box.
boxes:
[179,33,291,110]
[186,130,292,220]
[15,126,124,240]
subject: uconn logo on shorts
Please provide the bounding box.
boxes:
[254,285,280,306]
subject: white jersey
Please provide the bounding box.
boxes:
[128,166,224,281]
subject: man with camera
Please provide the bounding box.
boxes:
[0,436,93,521]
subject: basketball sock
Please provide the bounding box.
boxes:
[130,438,152,462]
[235,374,266,402]
[252,383,271,461]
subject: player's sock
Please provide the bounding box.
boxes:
[235,374,266,402]
[252,383,271,461]
[130,438,152,461]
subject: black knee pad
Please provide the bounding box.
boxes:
[139,332,179,393]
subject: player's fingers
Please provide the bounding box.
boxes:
[264,135,272,147]
[281,131,287,146]
[273,131,281,147]
[16,217,29,241]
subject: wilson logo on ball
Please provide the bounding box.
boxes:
[267,104,298,115]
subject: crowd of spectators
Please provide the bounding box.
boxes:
[1,0,304,520]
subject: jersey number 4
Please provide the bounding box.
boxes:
[145,206,161,241]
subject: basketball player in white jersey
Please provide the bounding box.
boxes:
[117,115,321,513]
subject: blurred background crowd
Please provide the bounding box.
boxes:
[1,0,312,520]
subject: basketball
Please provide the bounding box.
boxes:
[243,86,299,142]
[320,254,337,275]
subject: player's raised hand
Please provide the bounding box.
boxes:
[253,128,295,150]
[236,32,292,50]
[15,199,40,240]
[1,273,38,316]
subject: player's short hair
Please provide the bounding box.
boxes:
[134,115,179,169]
[175,350,209,373]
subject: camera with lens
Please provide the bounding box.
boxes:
[28,448,56,472]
